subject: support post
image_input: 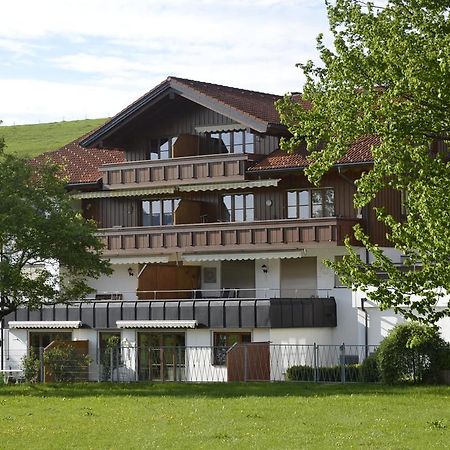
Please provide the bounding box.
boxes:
[340,343,346,383]
[313,343,318,383]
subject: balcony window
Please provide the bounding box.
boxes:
[207,130,254,154]
[222,194,254,222]
[287,188,335,219]
[149,137,178,160]
[213,332,251,365]
[142,199,180,226]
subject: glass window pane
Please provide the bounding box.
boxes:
[235,209,244,222]
[288,206,297,219]
[235,195,244,209]
[323,204,335,217]
[162,213,173,225]
[142,201,150,226]
[300,205,310,219]
[244,132,254,153]
[163,200,173,214]
[221,132,231,151]
[325,189,334,203]
[245,194,254,208]
[151,201,160,214]
[234,132,243,145]
[311,190,322,204]
[246,209,254,222]
[160,139,169,159]
[223,195,232,210]
[299,190,309,205]
[151,213,160,226]
[287,191,297,206]
[312,204,323,218]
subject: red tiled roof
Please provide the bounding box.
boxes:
[249,135,379,172]
[170,77,283,125]
[32,140,125,184]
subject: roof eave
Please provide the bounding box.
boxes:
[80,80,172,147]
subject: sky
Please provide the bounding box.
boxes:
[0,0,330,125]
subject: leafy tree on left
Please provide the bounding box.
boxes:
[0,138,112,320]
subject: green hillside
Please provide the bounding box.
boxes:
[0,118,108,157]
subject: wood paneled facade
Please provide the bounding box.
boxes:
[79,88,401,251]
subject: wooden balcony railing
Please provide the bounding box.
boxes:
[100,153,255,189]
[98,218,361,256]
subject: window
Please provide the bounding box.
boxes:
[287,188,335,219]
[222,194,254,222]
[208,130,254,154]
[142,199,180,226]
[213,332,251,365]
[29,332,72,353]
[149,137,178,160]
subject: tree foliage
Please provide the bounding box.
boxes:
[0,148,111,320]
[276,0,450,324]
[376,322,450,383]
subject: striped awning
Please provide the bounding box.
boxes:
[9,321,82,329]
[179,179,280,192]
[71,186,175,199]
[116,320,198,329]
[108,255,170,265]
[183,250,306,262]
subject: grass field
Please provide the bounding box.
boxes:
[1,383,449,449]
[0,118,108,157]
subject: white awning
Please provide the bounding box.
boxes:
[116,320,198,329]
[195,123,244,133]
[71,187,175,199]
[179,179,280,192]
[9,321,82,329]
[108,255,170,265]
[183,250,306,262]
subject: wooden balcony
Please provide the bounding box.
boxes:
[100,153,255,189]
[98,218,361,256]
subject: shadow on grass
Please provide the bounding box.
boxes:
[0,382,448,399]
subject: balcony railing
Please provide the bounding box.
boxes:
[100,153,255,189]
[98,218,361,255]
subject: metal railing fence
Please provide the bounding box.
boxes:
[2,343,379,384]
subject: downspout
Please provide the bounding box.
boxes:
[361,297,369,359]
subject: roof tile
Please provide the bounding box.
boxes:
[249,135,378,172]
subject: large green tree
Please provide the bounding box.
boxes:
[0,142,111,320]
[277,0,450,324]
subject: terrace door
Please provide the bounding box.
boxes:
[137,333,185,381]
[138,264,200,300]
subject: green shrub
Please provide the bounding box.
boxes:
[44,344,91,382]
[361,353,380,382]
[22,351,40,383]
[285,362,378,382]
[376,322,450,384]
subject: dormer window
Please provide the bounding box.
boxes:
[142,199,180,226]
[149,137,177,160]
[222,194,254,222]
[287,188,335,219]
[208,130,254,154]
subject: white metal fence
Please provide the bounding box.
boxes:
[1,343,379,384]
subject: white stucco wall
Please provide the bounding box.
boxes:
[86,264,139,300]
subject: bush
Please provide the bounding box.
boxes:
[376,322,450,384]
[44,344,91,382]
[22,351,40,383]
[361,353,380,382]
[285,362,379,382]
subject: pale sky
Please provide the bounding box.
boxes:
[0,0,330,125]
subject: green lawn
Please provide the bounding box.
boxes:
[0,118,108,157]
[0,383,449,449]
